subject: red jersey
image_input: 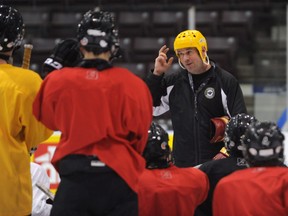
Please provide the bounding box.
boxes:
[33,66,153,192]
[213,167,288,216]
[138,164,209,216]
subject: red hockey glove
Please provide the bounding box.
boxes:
[210,116,229,143]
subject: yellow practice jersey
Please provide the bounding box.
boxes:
[0,64,53,216]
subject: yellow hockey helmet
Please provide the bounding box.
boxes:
[173,30,208,63]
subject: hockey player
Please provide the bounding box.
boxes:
[195,113,257,216]
[33,8,152,216]
[0,5,52,215]
[213,121,288,216]
[138,122,209,216]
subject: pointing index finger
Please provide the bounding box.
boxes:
[159,45,169,54]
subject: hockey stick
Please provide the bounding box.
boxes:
[36,183,55,201]
[22,44,33,69]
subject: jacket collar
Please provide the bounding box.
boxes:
[78,59,112,71]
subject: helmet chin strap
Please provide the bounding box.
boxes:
[178,59,185,69]
[203,53,210,65]
[109,45,121,62]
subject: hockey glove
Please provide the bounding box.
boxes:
[210,116,229,143]
[41,38,83,78]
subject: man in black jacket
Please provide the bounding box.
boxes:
[145,29,247,167]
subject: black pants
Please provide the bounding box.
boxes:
[50,155,138,216]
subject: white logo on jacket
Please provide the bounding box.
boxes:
[204,87,215,99]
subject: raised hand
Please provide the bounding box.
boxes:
[153,45,174,76]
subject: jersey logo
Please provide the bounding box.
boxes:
[204,87,215,99]
[86,69,99,80]
[160,170,172,179]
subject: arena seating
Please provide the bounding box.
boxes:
[11,0,286,88]
[219,10,255,55]
[49,12,82,38]
[206,36,239,76]
[132,37,167,62]
[195,10,219,36]
[117,11,151,37]
[21,11,49,38]
[113,62,147,79]
[254,51,286,84]
[6,0,286,133]
[151,11,187,37]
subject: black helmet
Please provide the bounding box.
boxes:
[224,113,257,157]
[0,5,24,52]
[143,122,170,169]
[241,121,285,167]
[77,8,120,59]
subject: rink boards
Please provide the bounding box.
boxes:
[31,130,288,194]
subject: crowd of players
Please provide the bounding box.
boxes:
[0,4,287,216]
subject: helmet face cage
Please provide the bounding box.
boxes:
[224,113,257,155]
[77,8,119,58]
[0,5,24,52]
[173,30,208,64]
[143,122,170,167]
[241,121,285,166]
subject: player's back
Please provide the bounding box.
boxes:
[213,166,288,216]
[138,164,209,216]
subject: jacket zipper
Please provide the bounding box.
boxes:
[189,73,211,165]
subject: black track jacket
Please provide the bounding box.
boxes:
[145,63,247,167]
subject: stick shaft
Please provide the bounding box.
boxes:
[36,183,55,201]
[22,44,33,69]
